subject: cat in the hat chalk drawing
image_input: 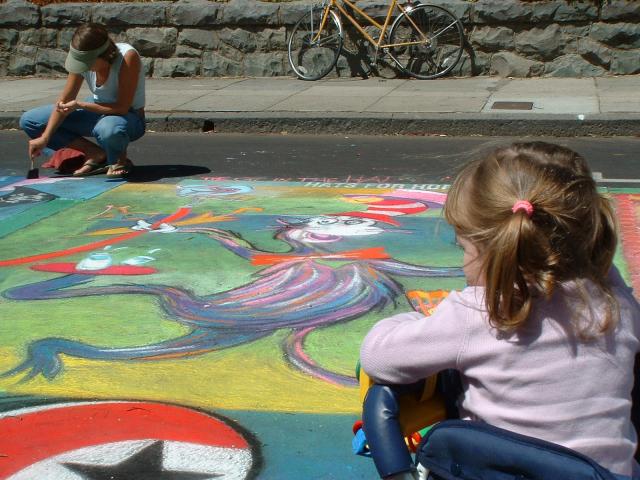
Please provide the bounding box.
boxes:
[3,189,462,385]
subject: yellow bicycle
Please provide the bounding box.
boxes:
[287,0,465,81]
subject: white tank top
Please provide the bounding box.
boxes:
[82,43,145,110]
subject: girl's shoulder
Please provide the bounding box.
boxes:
[448,286,487,311]
[421,287,487,327]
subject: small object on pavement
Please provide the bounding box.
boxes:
[26,156,39,179]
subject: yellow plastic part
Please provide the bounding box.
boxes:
[358,369,446,437]
[358,289,452,436]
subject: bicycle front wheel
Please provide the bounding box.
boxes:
[388,4,464,80]
[288,6,343,81]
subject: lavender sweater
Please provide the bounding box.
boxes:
[360,269,640,475]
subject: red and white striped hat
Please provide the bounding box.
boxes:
[333,190,447,226]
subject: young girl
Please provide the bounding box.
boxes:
[360,142,640,479]
[20,23,145,178]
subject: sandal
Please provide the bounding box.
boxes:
[73,159,108,177]
[106,159,134,179]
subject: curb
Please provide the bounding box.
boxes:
[2,112,640,137]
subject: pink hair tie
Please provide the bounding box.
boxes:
[512,200,534,217]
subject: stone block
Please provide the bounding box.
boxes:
[127,27,178,58]
[490,51,544,77]
[141,57,154,76]
[577,37,613,68]
[218,27,257,53]
[470,26,514,52]
[278,1,316,26]
[19,28,58,48]
[17,44,37,57]
[560,25,590,38]
[111,30,130,44]
[0,52,8,75]
[36,47,67,73]
[218,43,244,62]
[423,0,474,23]
[92,3,169,26]
[59,28,75,49]
[153,57,201,77]
[202,51,243,76]
[176,45,203,58]
[0,0,39,28]
[179,29,219,50]
[472,0,533,23]
[590,23,640,49]
[544,53,607,77]
[0,29,18,51]
[9,54,36,75]
[244,52,285,77]
[515,24,563,60]
[553,2,598,22]
[220,0,279,26]
[601,0,640,22]
[168,0,221,27]
[41,4,91,27]
[610,49,640,74]
[529,1,563,23]
[256,28,287,52]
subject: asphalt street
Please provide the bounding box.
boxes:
[2,131,639,186]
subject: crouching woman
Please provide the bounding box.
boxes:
[20,23,145,178]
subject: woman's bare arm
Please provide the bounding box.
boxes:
[60,50,142,117]
[28,74,83,158]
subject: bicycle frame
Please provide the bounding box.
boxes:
[313,0,429,53]
[291,0,465,80]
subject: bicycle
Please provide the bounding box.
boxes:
[287,0,465,81]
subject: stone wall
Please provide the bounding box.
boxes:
[0,0,639,78]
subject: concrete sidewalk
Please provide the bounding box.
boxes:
[1,75,640,136]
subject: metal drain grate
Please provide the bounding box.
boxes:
[491,101,534,110]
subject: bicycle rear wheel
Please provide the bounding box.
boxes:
[388,4,464,80]
[288,6,344,81]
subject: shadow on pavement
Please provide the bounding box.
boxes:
[122,164,211,182]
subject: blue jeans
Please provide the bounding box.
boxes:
[614,467,640,480]
[20,103,145,165]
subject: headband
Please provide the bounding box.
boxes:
[64,39,110,74]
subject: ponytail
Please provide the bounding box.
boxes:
[445,142,619,336]
[484,208,536,330]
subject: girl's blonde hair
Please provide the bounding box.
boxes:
[444,142,618,336]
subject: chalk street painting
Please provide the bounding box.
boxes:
[0,175,638,478]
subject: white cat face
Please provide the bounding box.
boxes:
[287,216,384,243]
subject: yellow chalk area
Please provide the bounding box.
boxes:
[0,334,360,414]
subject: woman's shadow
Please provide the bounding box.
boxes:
[114,164,211,183]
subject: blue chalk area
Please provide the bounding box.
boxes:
[0,199,76,238]
[23,178,121,201]
[0,176,122,201]
[219,409,378,479]
[0,201,37,221]
[0,177,124,237]
[0,176,20,188]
